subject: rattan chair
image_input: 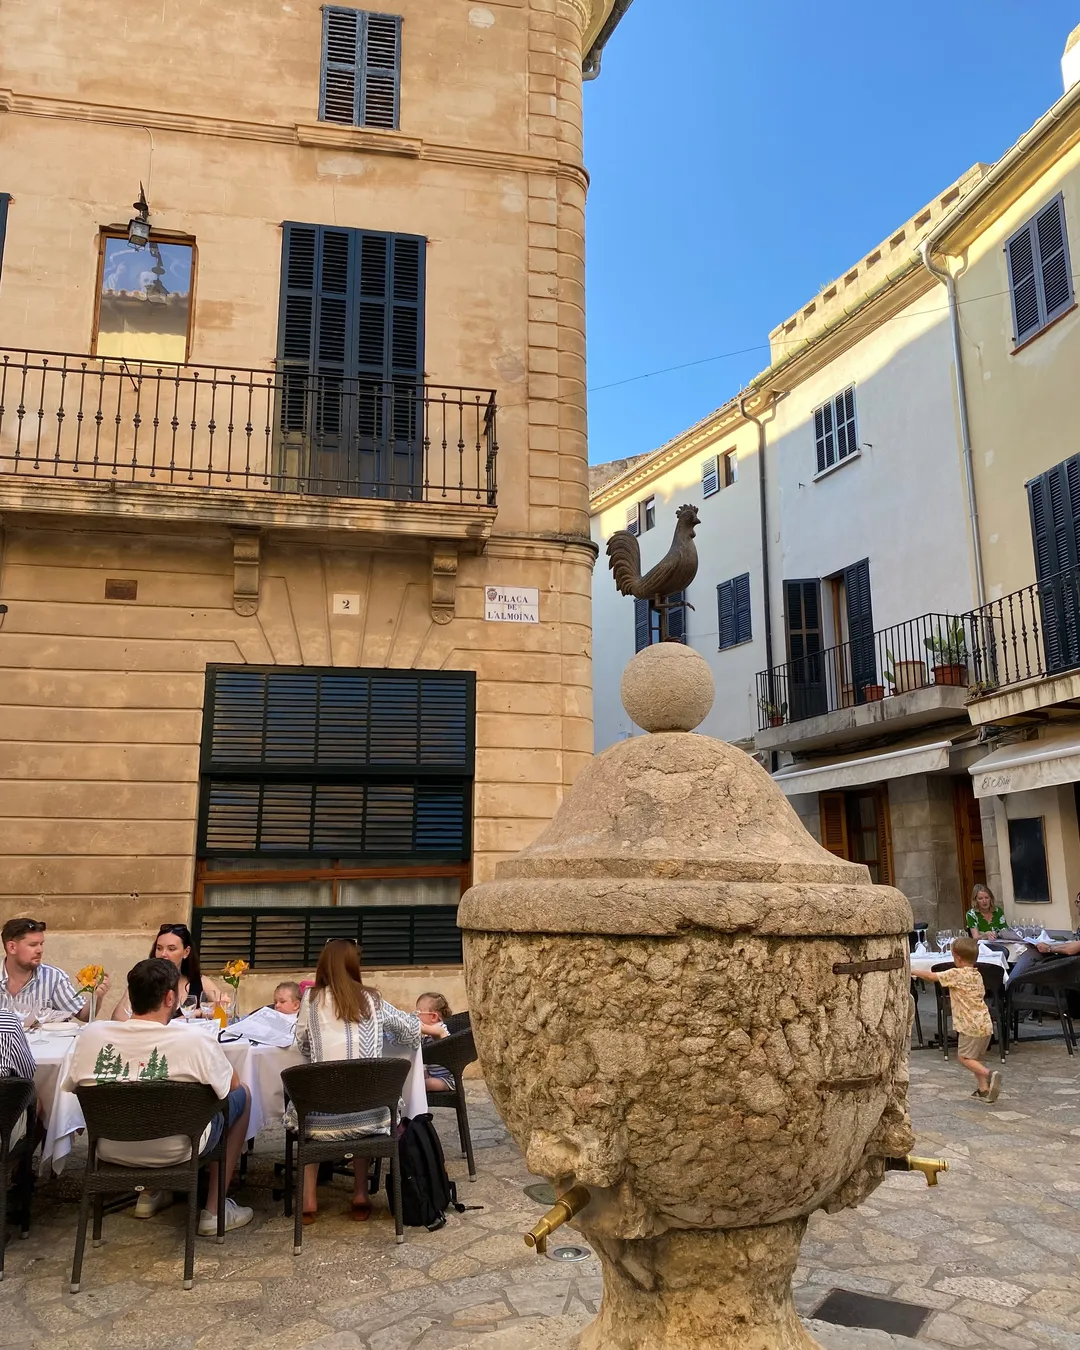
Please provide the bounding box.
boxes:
[70,1082,228,1292]
[281,1058,409,1255]
[0,1076,36,1280]
[422,1027,478,1180]
[1007,955,1080,1055]
[444,1011,471,1036]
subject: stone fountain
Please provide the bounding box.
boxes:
[459,642,921,1349]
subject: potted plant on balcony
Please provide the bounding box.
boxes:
[759,697,787,728]
[862,682,886,702]
[885,650,927,694]
[924,621,968,686]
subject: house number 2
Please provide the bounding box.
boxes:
[332,594,361,615]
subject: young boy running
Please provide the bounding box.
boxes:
[921,936,1002,1102]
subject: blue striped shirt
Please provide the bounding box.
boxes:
[0,1008,36,1080]
[0,961,86,1021]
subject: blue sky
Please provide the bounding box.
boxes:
[582,1,1080,465]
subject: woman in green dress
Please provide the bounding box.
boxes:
[965,884,1006,939]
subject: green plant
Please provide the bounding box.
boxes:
[758,697,787,719]
[884,651,899,688]
[924,621,968,666]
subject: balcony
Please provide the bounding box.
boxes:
[0,349,498,547]
[755,610,973,753]
[966,565,1080,725]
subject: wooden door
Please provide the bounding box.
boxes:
[953,776,986,908]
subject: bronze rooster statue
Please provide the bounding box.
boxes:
[607,502,700,641]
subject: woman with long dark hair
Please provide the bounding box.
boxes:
[113,923,224,1020]
[292,938,447,1223]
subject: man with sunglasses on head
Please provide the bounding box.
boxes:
[0,918,109,1024]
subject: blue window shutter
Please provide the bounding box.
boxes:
[361,13,402,129]
[320,9,401,129]
[734,573,752,644]
[1007,220,1041,344]
[718,581,735,649]
[1036,196,1072,323]
[666,592,686,643]
[0,193,9,285]
[634,598,651,652]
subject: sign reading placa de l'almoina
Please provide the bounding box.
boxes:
[485,586,539,623]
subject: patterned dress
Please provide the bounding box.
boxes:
[286,989,421,1140]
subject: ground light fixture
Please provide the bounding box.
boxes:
[127,185,151,248]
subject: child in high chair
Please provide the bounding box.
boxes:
[273,981,302,1016]
[417,992,455,1093]
[920,936,1002,1102]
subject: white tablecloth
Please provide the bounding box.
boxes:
[910,948,1010,978]
[30,1024,428,1175]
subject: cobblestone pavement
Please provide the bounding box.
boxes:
[4,1033,1080,1348]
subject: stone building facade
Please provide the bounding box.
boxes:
[0,0,629,1004]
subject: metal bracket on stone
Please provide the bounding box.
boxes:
[832,957,905,976]
[231,527,261,616]
[431,545,458,625]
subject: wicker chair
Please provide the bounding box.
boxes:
[0,1076,36,1280]
[70,1082,228,1292]
[444,1011,471,1036]
[281,1058,409,1255]
[931,961,1008,1062]
[1007,955,1080,1056]
[422,1027,478,1180]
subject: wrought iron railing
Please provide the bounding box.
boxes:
[967,565,1080,694]
[0,348,498,506]
[756,611,970,731]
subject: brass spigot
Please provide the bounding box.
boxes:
[885,1154,949,1186]
[524,1183,592,1255]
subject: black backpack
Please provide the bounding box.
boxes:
[384,1113,476,1230]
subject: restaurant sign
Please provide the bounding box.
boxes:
[485,586,539,624]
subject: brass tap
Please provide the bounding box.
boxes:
[524,1184,592,1255]
[885,1154,949,1186]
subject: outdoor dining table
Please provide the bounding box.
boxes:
[909,944,1013,979]
[29,1021,428,1176]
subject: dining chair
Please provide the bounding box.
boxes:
[281,1058,409,1254]
[0,1076,37,1280]
[70,1081,228,1292]
[422,1027,479,1181]
[1007,955,1080,1056]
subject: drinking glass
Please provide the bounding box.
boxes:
[936,930,948,954]
[180,995,198,1020]
[199,994,216,1020]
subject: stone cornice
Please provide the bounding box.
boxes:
[0,90,590,192]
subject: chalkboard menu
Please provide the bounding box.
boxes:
[1008,817,1051,903]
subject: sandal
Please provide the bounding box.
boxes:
[350,1202,372,1221]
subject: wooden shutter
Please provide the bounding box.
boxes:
[874,786,895,886]
[1007,221,1041,344]
[634,597,651,652]
[844,558,877,698]
[320,8,402,130]
[0,192,9,283]
[717,580,735,649]
[1027,456,1080,672]
[814,405,829,473]
[666,591,686,643]
[701,456,719,497]
[785,579,826,719]
[819,792,849,859]
[626,504,640,536]
[1036,196,1072,323]
[734,572,752,644]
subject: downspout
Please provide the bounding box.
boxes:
[739,393,775,679]
[918,243,987,608]
[582,0,634,80]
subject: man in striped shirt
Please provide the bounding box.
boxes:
[0,1006,36,1147]
[1,918,109,1024]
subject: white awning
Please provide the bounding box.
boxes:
[970,731,1080,799]
[771,740,953,798]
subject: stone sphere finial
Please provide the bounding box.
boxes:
[620,642,714,733]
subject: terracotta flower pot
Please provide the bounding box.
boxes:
[932,663,966,686]
[864,684,885,702]
[768,714,784,727]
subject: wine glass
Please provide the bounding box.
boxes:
[199,994,216,1021]
[936,929,949,954]
[180,995,198,1020]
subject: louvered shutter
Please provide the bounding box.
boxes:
[819,792,849,859]
[626,504,640,536]
[0,193,9,281]
[1007,222,1041,344]
[320,9,402,130]
[734,572,752,644]
[1028,456,1080,672]
[844,558,876,699]
[785,579,827,719]
[718,580,735,649]
[814,408,827,474]
[666,592,686,643]
[874,787,895,886]
[702,456,719,497]
[634,597,651,652]
[1036,196,1072,323]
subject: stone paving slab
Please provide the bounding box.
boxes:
[4,1028,1080,1347]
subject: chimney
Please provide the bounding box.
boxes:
[1063,24,1080,92]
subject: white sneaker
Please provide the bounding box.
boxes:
[134,1189,172,1219]
[198,1198,253,1237]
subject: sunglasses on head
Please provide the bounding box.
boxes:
[156,924,188,936]
[5,919,46,939]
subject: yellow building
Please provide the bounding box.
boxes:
[920,27,1080,931]
[0,0,630,1005]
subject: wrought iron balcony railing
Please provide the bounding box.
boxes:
[756,611,971,732]
[0,349,498,507]
[967,564,1080,694]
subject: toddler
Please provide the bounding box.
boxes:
[417,992,455,1093]
[273,981,302,1016]
[921,937,1001,1101]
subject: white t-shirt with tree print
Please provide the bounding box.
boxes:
[65,1020,233,1166]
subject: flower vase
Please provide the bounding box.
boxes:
[87,996,96,1024]
[226,984,241,1024]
